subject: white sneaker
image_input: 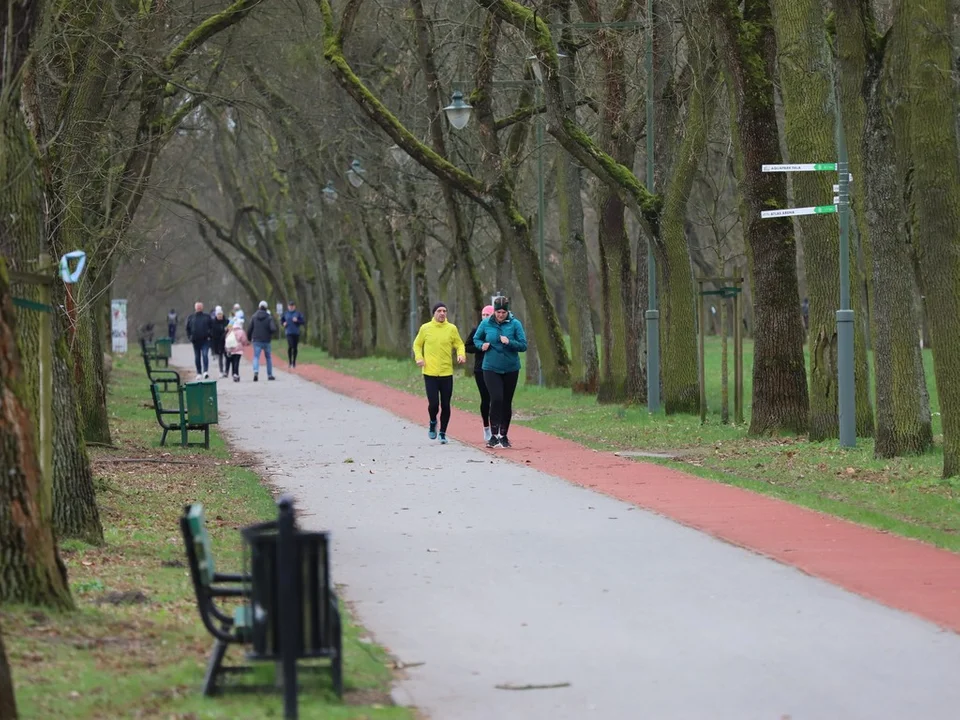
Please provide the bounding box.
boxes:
[195,374,203,381]
[483,427,492,442]
[203,372,209,380]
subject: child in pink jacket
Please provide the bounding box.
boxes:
[225,318,249,382]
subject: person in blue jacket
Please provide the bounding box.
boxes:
[473,295,527,448]
[281,300,305,368]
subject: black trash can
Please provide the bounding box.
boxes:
[241,519,333,661]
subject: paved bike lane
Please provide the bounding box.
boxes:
[179,346,960,719]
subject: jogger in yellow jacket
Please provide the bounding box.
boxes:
[413,302,466,443]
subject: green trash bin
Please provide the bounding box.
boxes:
[183,380,219,425]
[154,337,172,359]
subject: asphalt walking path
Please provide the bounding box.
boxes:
[174,345,960,719]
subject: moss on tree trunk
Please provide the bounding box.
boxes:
[900,0,960,476]
[835,0,932,458]
[771,0,876,440]
[712,0,809,435]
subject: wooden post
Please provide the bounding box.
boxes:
[37,253,54,522]
[698,280,706,424]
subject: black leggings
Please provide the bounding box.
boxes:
[287,334,300,365]
[483,370,519,436]
[424,375,454,432]
[228,354,241,376]
[474,371,490,426]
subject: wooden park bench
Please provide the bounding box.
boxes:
[150,383,211,448]
[180,501,343,708]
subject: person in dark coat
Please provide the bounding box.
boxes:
[281,300,306,368]
[185,301,213,379]
[244,300,278,381]
[209,306,230,378]
[464,304,495,442]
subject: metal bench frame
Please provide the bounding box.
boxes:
[150,383,210,448]
[180,504,251,696]
[181,502,344,705]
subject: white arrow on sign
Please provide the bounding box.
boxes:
[761,205,838,219]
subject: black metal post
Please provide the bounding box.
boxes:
[277,496,298,719]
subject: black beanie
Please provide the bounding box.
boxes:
[493,295,510,311]
[432,302,447,314]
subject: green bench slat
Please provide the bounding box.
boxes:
[187,504,216,586]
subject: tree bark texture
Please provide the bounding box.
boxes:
[900,0,960,476]
[596,192,633,402]
[711,0,809,435]
[771,0,875,440]
[0,261,74,610]
[835,0,932,457]
[557,50,599,394]
[51,282,103,544]
[0,620,16,719]
[658,45,716,415]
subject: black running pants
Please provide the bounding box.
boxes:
[424,375,454,432]
[287,334,300,365]
[474,371,490,426]
[483,370,519,436]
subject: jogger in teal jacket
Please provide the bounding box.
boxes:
[473,295,527,448]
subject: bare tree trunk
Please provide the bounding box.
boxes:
[771,0,875,439]
[711,0,809,435]
[0,261,74,610]
[557,49,599,394]
[835,0,931,457]
[900,0,960,476]
[0,620,15,719]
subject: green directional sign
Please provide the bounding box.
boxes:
[762,163,839,172]
[761,204,837,219]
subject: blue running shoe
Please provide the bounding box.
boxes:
[428,421,437,440]
[439,432,447,444]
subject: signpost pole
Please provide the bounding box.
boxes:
[761,157,856,447]
[836,129,856,447]
[645,0,660,413]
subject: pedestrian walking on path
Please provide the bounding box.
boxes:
[209,306,229,378]
[245,300,277,382]
[464,304,495,442]
[167,308,178,342]
[281,300,305,368]
[185,301,212,380]
[224,317,248,381]
[474,295,526,448]
[413,301,466,444]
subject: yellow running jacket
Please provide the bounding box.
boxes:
[413,320,466,376]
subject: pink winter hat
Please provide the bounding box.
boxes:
[482,305,495,314]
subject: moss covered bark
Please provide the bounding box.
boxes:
[711,0,809,435]
[659,47,716,416]
[899,0,960,476]
[0,260,74,611]
[835,0,932,458]
[771,0,875,440]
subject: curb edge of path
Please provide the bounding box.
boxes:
[268,353,960,634]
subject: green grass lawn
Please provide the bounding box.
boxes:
[297,338,960,553]
[2,357,413,719]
